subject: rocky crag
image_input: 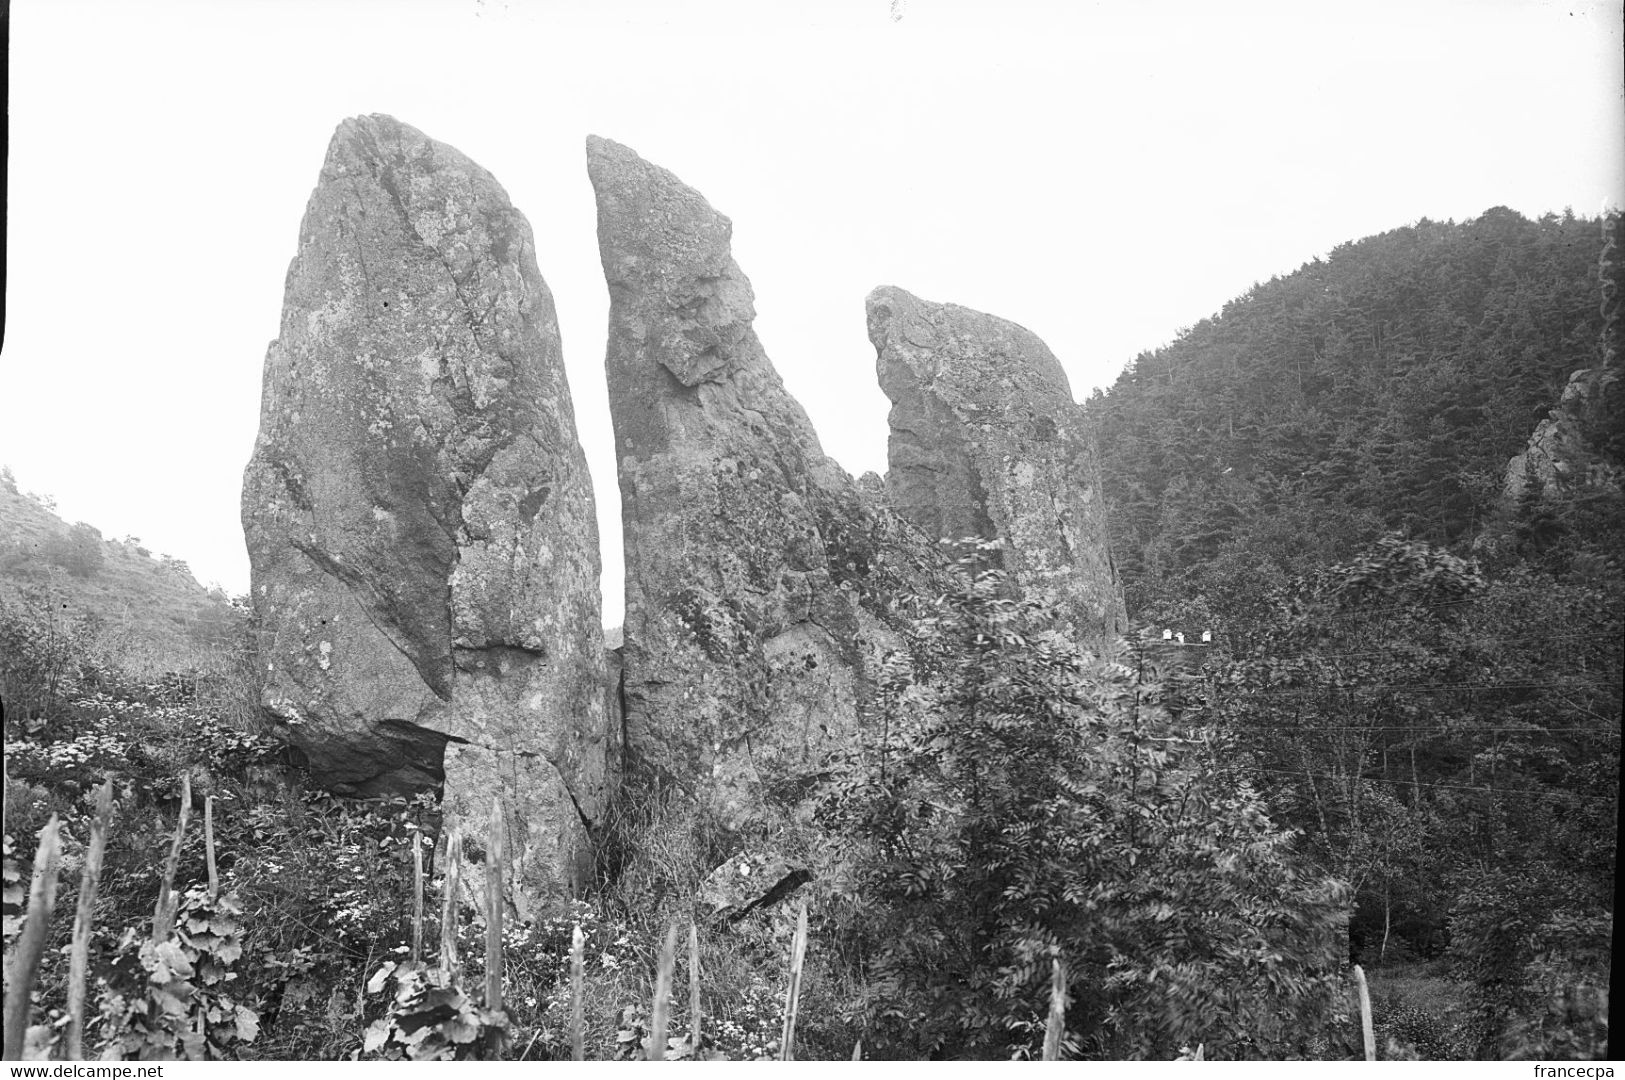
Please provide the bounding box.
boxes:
[242,115,611,915]
[587,136,945,822]
[1503,366,1623,505]
[867,287,1126,648]
[242,119,1134,905]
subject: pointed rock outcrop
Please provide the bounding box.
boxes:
[587,136,941,820]
[242,114,611,915]
[1503,366,1623,505]
[867,286,1126,648]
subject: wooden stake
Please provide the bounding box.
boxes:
[3,816,63,1061]
[1353,963,1375,1061]
[440,829,462,976]
[483,799,506,1058]
[647,921,679,1060]
[1042,955,1067,1061]
[481,799,500,1000]
[411,832,425,965]
[688,921,702,1053]
[570,923,585,1062]
[204,795,218,901]
[151,772,192,942]
[66,781,114,1060]
[484,801,504,1004]
[852,1039,863,1060]
[778,904,809,1061]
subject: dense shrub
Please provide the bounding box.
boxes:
[0,584,105,719]
[817,544,1348,1059]
[42,523,106,579]
[95,887,261,1060]
[1445,868,1613,1059]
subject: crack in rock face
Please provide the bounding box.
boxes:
[587,135,948,825]
[867,285,1128,650]
[243,114,613,917]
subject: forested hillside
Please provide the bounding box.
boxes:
[1087,208,1622,1058]
[1088,207,1624,623]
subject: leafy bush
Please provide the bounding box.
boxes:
[362,960,507,1060]
[1445,868,1612,1059]
[42,522,106,579]
[819,544,1347,1059]
[96,887,261,1060]
[0,584,105,719]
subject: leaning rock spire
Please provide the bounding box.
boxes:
[588,136,940,821]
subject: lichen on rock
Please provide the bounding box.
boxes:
[587,136,944,823]
[867,286,1127,649]
[243,114,612,916]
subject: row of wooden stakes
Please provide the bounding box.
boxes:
[2,773,1379,1062]
[435,797,822,1060]
[0,776,825,1062]
[3,774,199,1061]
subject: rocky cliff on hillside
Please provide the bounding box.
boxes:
[867,287,1126,648]
[587,136,944,822]
[242,114,611,914]
[1504,366,1623,504]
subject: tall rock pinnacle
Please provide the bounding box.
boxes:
[867,286,1126,648]
[587,136,941,820]
[242,115,611,915]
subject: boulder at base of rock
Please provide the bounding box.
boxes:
[242,114,611,917]
[587,136,943,823]
[867,286,1126,649]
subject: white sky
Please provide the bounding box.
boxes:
[3,0,1622,626]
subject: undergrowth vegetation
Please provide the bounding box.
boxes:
[4,539,1605,1060]
[812,544,1350,1059]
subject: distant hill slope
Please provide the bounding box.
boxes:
[1086,207,1623,619]
[0,468,241,675]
